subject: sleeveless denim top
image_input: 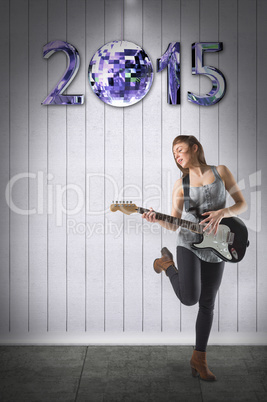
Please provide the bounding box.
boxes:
[176,165,226,263]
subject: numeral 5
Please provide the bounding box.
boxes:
[187,42,226,106]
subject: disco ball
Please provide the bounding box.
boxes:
[88,40,154,107]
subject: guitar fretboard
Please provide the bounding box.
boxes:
[137,207,204,234]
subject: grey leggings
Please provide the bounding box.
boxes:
[166,246,225,352]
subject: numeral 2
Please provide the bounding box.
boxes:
[42,40,84,105]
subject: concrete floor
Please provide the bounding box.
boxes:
[0,346,266,401]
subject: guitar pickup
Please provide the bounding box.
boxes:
[227,232,235,245]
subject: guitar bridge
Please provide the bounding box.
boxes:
[227,232,235,245]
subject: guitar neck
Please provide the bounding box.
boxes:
[137,207,203,234]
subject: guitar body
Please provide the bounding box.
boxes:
[110,202,249,263]
[191,217,249,263]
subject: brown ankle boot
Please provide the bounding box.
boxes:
[190,349,216,381]
[153,247,175,274]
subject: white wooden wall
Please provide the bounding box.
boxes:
[0,0,266,344]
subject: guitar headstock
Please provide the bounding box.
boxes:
[110,201,138,215]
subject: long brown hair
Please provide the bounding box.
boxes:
[172,135,207,176]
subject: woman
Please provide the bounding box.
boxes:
[142,135,247,381]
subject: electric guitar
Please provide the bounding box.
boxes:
[110,201,249,263]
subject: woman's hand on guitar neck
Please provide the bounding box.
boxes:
[142,207,179,232]
[142,207,158,223]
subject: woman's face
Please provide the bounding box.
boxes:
[173,142,194,168]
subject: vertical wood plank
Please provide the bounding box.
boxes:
[143,0,162,332]
[180,0,200,135]
[199,0,221,337]
[123,0,143,332]
[218,0,238,332]
[28,0,48,332]
[66,0,86,332]
[180,0,200,335]
[237,0,257,332]
[0,0,10,333]
[47,0,67,331]
[9,0,29,334]
[256,0,267,332]
[161,0,181,334]
[85,0,105,332]
[199,0,219,164]
[104,0,124,332]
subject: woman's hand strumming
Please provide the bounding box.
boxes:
[199,209,225,235]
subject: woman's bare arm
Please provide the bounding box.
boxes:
[199,165,248,234]
[218,165,248,217]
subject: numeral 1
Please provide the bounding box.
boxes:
[157,42,180,105]
[42,40,84,105]
[188,42,226,106]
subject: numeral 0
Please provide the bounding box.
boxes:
[42,40,226,107]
